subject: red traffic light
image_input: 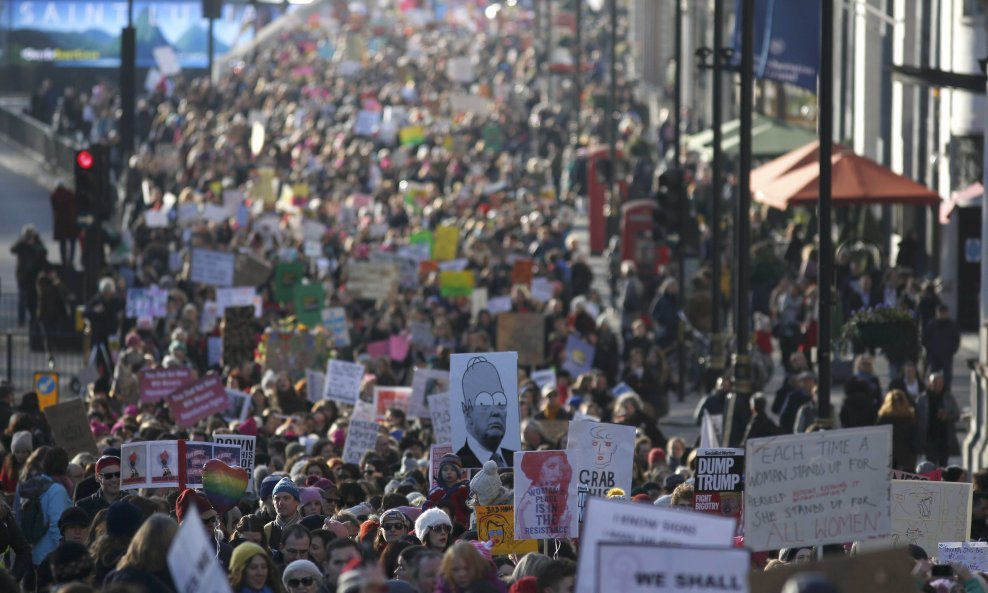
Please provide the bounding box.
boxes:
[76,150,94,170]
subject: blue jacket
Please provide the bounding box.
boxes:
[14,474,71,565]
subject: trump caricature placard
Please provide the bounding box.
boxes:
[449,352,521,469]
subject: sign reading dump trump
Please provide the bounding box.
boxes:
[744,426,892,551]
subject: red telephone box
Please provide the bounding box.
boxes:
[621,199,668,277]
[568,146,627,254]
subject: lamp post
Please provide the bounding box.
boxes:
[818,0,835,422]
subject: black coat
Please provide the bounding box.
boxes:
[922,318,961,366]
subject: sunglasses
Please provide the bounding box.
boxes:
[382,523,405,531]
[287,577,315,588]
[431,525,451,534]
[100,472,121,479]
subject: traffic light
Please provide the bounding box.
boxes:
[74,145,109,221]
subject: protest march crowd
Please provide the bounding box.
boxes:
[2,1,982,593]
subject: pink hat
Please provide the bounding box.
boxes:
[123,405,139,417]
[469,540,493,563]
[237,417,258,436]
[330,428,346,450]
[299,487,321,507]
[307,477,335,492]
[90,420,109,438]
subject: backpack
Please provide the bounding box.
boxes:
[17,476,52,544]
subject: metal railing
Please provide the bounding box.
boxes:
[0,293,87,390]
[0,101,77,175]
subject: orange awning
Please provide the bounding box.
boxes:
[752,141,941,210]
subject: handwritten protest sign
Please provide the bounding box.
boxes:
[324,359,364,404]
[439,270,475,297]
[125,287,167,319]
[496,313,544,366]
[322,307,351,347]
[593,544,750,593]
[346,261,399,301]
[567,421,635,521]
[744,426,892,551]
[939,542,988,571]
[221,306,255,369]
[750,548,915,593]
[694,448,745,521]
[274,261,305,304]
[561,334,595,377]
[375,386,412,421]
[44,399,99,457]
[574,498,737,593]
[409,368,449,418]
[216,287,261,317]
[140,367,197,403]
[343,419,380,465]
[872,480,971,555]
[190,249,236,287]
[168,506,233,593]
[477,504,539,555]
[305,369,326,404]
[432,226,459,261]
[428,392,452,445]
[212,434,257,492]
[167,376,230,428]
[514,450,578,539]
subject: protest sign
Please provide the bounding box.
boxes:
[305,369,326,404]
[497,313,545,366]
[446,56,475,82]
[212,434,257,492]
[514,450,578,539]
[262,330,324,380]
[439,270,475,297]
[139,367,197,403]
[190,249,236,287]
[125,286,167,319]
[409,321,435,349]
[343,418,380,465]
[183,441,241,489]
[220,389,251,423]
[354,110,381,136]
[399,125,426,147]
[867,480,971,556]
[367,335,410,361]
[293,283,325,327]
[477,504,539,555]
[148,441,182,488]
[939,542,988,571]
[346,261,399,301]
[221,306,255,369]
[233,252,273,287]
[322,307,351,347]
[449,352,521,468]
[409,368,449,418]
[749,548,915,593]
[891,469,933,481]
[216,287,261,317]
[432,226,459,261]
[324,359,365,404]
[531,369,556,391]
[375,386,412,421]
[167,376,230,428]
[487,296,512,315]
[574,498,737,593]
[510,259,533,286]
[530,277,554,302]
[693,448,745,520]
[566,421,635,519]
[168,505,234,593]
[561,334,595,377]
[44,399,99,457]
[274,261,305,304]
[428,392,453,445]
[744,426,892,551]
[470,287,488,321]
[122,440,237,490]
[593,544,749,593]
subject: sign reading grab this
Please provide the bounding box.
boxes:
[744,426,892,551]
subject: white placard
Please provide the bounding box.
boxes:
[190,249,236,287]
[428,392,452,445]
[446,56,475,82]
[744,426,892,551]
[220,388,251,423]
[322,307,351,347]
[305,369,326,404]
[211,434,257,492]
[594,544,750,593]
[938,542,988,572]
[324,359,364,404]
[449,352,521,469]
[167,506,233,593]
[567,421,636,503]
[145,209,169,228]
[531,369,556,391]
[409,368,450,419]
[342,418,380,465]
[216,287,262,317]
[487,296,512,315]
[574,498,738,593]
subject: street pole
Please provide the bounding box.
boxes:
[546,0,554,101]
[120,0,136,158]
[818,0,834,422]
[609,0,618,213]
[674,0,686,403]
[208,16,215,85]
[573,0,582,143]
[710,0,725,374]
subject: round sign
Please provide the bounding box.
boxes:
[36,374,56,395]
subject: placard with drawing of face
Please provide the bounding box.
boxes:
[449,352,520,469]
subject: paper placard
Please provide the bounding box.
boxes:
[531,369,556,391]
[305,369,326,404]
[346,261,399,301]
[167,375,230,428]
[153,45,181,76]
[342,419,380,465]
[514,450,578,539]
[449,352,521,468]
[477,504,539,556]
[324,359,365,404]
[594,544,750,593]
[375,386,412,421]
[220,388,251,423]
[693,448,745,520]
[168,505,234,593]
[190,249,236,287]
[212,434,257,492]
[145,209,169,228]
[322,307,351,347]
[561,334,595,377]
[140,367,197,403]
[566,421,635,519]
[744,426,892,551]
[432,226,459,261]
[428,392,452,445]
[216,287,262,317]
[938,542,988,572]
[43,399,99,457]
[126,286,168,319]
[409,368,449,419]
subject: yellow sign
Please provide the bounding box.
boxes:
[439,270,475,298]
[432,226,459,261]
[33,371,59,410]
[477,504,538,555]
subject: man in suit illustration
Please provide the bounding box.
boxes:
[456,356,515,468]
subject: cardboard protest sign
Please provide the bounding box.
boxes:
[693,448,745,521]
[343,418,380,465]
[322,307,351,347]
[190,249,236,287]
[212,434,257,492]
[305,369,326,404]
[939,542,988,571]
[375,386,412,421]
[346,261,399,301]
[510,259,534,286]
[168,505,234,593]
[432,226,459,261]
[566,421,635,519]
[43,399,99,457]
[220,389,251,423]
[324,359,365,404]
[293,283,325,327]
[449,352,521,468]
[749,548,915,593]
[274,261,305,304]
[593,544,749,593]
[221,306,255,370]
[428,392,453,445]
[233,252,273,287]
[561,335,595,377]
[477,504,539,555]
[496,313,545,366]
[167,376,230,428]
[744,426,892,551]
[439,270,475,297]
[574,498,737,593]
[140,367,197,403]
[409,368,449,418]
[867,480,971,556]
[514,450,578,539]
[125,286,167,319]
[262,330,324,380]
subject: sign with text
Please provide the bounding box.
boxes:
[477,504,539,555]
[744,426,892,551]
[694,448,745,521]
[167,375,230,428]
[375,386,412,421]
[342,418,380,465]
[324,359,365,404]
[566,421,635,521]
[428,392,452,445]
[190,249,236,287]
[140,367,197,403]
[514,450,578,539]
[212,434,257,492]
[593,544,749,593]
[322,307,351,347]
[168,506,234,593]
[938,542,988,572]
[409,368,449,419]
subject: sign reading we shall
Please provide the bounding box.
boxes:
[744,426,892,551]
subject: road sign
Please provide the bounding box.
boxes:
[33,371,59,410]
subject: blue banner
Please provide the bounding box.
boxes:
[733,0,820,92]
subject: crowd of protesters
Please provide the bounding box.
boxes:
[3,0,981,592]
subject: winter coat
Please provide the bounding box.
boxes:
[14,473,71,564]
[916,390,961,457]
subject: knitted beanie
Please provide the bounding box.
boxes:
[175,488,214,524]
[273,477,300,501]
[259,474,282,500]
[95,455,121,474]
[414,508,452,537]
[11,430,32,452]
[281,559,322,587]
[299,487,322,507]
[106,500,142,537]
[469,540,494,562]
[229,542,267,579]
[469,460,502,505]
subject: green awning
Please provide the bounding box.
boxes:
[684,116,818,161]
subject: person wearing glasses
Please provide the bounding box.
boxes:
[273,524,310,568]
[229,541,286,593]
[375,508,411,552]
[414,508,453,553]
[456,357,516,469]
[76,455,128,517]
[176,488,233,570]
[281,559,322,593]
